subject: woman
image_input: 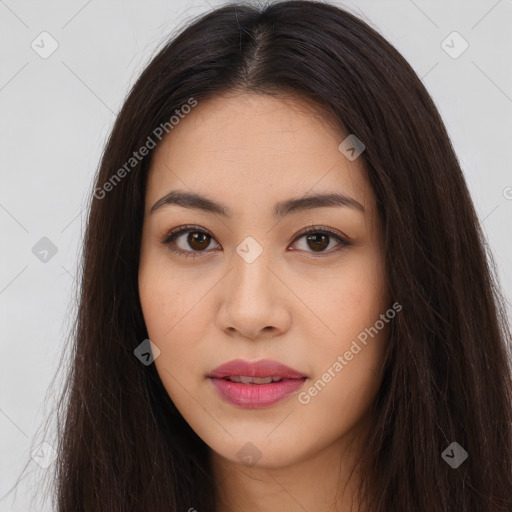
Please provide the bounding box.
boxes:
[36,0,512,510]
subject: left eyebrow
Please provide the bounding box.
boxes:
[150,190,365,218]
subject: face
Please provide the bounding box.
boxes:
[138,91,390,469]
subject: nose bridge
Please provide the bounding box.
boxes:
[230,237,274,303]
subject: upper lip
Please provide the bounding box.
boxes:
[208,359,307,379]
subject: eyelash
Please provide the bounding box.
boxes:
[161,224,351,259]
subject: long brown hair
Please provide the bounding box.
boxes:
[15,1,512,510]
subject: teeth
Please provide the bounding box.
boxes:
[227,376,283,384]
[240,376,273,384]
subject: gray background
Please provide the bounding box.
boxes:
[1,0,511,510]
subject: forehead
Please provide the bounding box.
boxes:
[146,92,373,215]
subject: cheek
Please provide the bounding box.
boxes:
[139,250,209,340]
[298,246,388,404]
[138,252,215,382]
[139,264,211,417]
[139,284,211,374]
[308,245,388,345]
[296,312,389,450]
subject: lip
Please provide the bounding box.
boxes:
[208,358,307,380]
[208,359,307,409]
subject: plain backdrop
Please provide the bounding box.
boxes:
[1,0,511,510]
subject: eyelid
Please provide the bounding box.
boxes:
[161,224,351,258]
[161,224,219,258]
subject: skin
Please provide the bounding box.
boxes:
[138,91,391,512]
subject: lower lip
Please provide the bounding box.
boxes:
[209,377,307,409]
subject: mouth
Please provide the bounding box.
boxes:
[219,375,302,384]
[207,359,308,409]
[208,358,307,380]
[208,375,307,409]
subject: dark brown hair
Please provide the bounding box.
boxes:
[12,1,512,510]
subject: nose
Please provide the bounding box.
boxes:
[215,246,291,341]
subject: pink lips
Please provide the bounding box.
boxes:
[208,358,307,409]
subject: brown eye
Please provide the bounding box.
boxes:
[304,233,330,252]
[187,231,211,251]
[162,226,219,257]
[291,227,350,256]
